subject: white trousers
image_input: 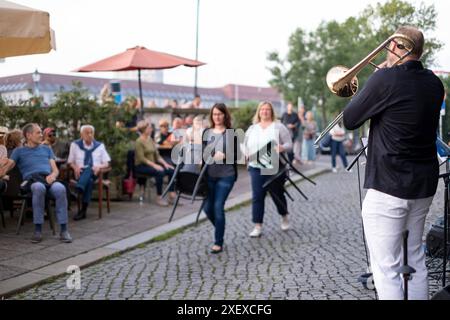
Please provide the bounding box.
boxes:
[362,189,434,300]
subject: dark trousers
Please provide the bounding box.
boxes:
[331,140,348,168]
[204,175,235,247]
[0,179,6,196]
[249,166,287,224]
[135,164,174,195]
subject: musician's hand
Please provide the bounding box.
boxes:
[213,151,225,162]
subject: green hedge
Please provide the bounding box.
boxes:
[0,81,137,177]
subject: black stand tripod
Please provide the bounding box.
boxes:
[396,230,416,300]
[346,145,377,298]
[441,170,449,288]
[428,170,450,288]
[426,151,450,300]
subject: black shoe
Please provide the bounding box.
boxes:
[31,232,43,243]
[73,210,86,221]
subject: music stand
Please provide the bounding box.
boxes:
[431,136,450,288]
[395,230,416,300]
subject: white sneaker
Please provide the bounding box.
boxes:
[332,167,338,173]
[281,216,290,231]
[249,227,262,238]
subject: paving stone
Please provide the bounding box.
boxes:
[10,165,447,300]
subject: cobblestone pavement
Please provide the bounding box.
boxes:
[11,167,447,300]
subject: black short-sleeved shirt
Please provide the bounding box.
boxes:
[343,60,445,199]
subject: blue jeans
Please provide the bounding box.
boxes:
[76,167,96,205]
[31,182,68,226]
[135,164,174,195]
[302,139,316,161]
[331,140,348,168]
[249,167,287,224]
[204,175,235,247]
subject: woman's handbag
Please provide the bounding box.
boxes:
[122,173,136,198]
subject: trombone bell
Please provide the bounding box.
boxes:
[326,65,359,98]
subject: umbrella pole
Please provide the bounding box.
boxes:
[138,69,144,118]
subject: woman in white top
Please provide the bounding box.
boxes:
[244,101,293,238]
[329,121,349,173]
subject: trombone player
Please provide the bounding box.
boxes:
[343,26,445,300]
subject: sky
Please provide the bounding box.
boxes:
[1,0,449,89]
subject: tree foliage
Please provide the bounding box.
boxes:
[268,0,442,128]
[230,101,258,131]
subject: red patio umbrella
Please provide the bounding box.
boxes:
[73,46,205,113]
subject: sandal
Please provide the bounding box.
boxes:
[210,245,223,254]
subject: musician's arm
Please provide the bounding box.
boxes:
[343,69,391,130]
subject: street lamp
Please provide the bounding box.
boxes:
[194,0,200,96]
[32,69,41,97]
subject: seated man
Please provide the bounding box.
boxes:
[156,119,175,166]
[68,125,111,221]
[0,123,72,243]
[42,127,70,164]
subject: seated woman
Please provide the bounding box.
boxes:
[135,120,176,207]
[0,126,9,160]
[183,115,205,167]
[5,129,23,157]
[184,115,205,145]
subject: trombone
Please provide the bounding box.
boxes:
[314,33,415,147]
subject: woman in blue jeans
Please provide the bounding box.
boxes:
[244,101,293,238]
[203,103,238,254]
[330,122,349,173]
[134,120,176,206]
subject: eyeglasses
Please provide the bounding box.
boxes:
[47,134,55,137]
[160,124,168,128]
[391,39,406,50]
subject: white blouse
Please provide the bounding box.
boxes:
[244,122,292,169]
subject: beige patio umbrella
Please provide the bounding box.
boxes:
[0,0,56,58]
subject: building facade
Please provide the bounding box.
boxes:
[0,72,284,112]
